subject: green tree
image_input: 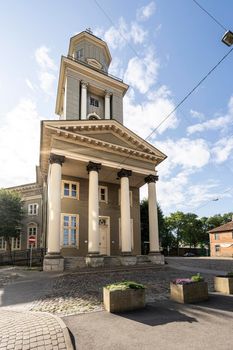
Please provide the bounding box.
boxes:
[165,211,186,254]
[140,200,168,252]
[0,189,25,252]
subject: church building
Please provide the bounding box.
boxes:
[3,30,167,271]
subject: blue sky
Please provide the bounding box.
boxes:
[0,0,232,217]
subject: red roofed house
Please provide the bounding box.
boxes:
[209,220,233,257]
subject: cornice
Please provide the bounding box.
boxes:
[46,124,160,163]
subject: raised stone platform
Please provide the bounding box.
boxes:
[63,254,164,270]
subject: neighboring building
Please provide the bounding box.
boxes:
[2,30,167,270]
[209,221,233,257]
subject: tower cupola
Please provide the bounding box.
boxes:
[56,30,128,123]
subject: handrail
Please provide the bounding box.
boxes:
[67,55,123,83]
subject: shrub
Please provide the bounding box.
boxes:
[226,272,233,277]
[105,281,145,291]
[191,273,204,282]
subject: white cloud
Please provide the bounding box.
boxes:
[187,95,233,135]
[35,46,57,71]
[124,86,178,138]
[137,2,156,21]
[156,138,210,178]
[212,137,233,163]
[103,18,147,49]
[35,46,57,96]
[38,72,56,96]
[0,99,43,188]
[190,109,205,120]
[124,50,159,93]
[25,79,35,91]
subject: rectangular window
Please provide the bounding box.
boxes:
[214,233,219,240]
[76,48,83,59]
[27,225,37,249]
[12,236,21,250]
[0,237,6,250]
[118,190,133,207]
[62,181,79,199]
[215,245,220,252]
[28,203,38,215]
[90,97,99,107]
[99,186,108,203]
[61,214,79,247]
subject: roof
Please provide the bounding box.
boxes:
[208,221,233,233]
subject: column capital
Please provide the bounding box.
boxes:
[144,174,159,184]
[81,81,88,88]
[87,161,101,173]
[105,90,112,97]
[49,154,65,166]
[117,169,132,179]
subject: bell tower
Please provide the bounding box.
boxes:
[55,30,128,123]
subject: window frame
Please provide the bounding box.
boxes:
[61,180,79,200]
[27,224,38,249]
[76,48,84,59]
[90,97,99,108]
[0,237,6,250]
[28,203,39,216]
[214,233,219,240]
[215,244,220,252]
[99,186,108,203]
[61,213,79,248]
[12,235,21,250]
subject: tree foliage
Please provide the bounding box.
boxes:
[140,199,233,254]
[0,189,25,250]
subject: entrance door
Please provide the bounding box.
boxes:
[99,217,109,255]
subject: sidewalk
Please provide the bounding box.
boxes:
[0,309,74,350]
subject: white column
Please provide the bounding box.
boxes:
[81,81,88,120]
[47,154,65,255]
[118,169,132,253]
[87,162,101,254]
[105,91,111,119]
[145,175,160,253]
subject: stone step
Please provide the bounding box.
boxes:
[137,255,151,264]
[64,257,86,270]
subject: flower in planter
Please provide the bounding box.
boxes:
[172,273,204,285]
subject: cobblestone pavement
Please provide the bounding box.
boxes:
[0,309,73,350]
[31,266,215,316]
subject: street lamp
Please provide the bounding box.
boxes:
[222,30,233,46]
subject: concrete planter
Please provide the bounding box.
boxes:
[214,276,233,295]
[170,281,208,304]
[103,287,145,313]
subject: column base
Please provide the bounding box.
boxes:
[119,254,137,266]
[43,254,64,272]
[86,254,104,267]
[148,252,165,265]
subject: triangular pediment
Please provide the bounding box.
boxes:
[40,119,167,175]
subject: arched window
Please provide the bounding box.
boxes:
[87,112,101,120]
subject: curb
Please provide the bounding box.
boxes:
[35,311,74,350]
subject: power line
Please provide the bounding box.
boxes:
[192,0,227,31]
[93,0,140,58]
[144,47,233,142]
[93,0,233,212]
[194,187,233,212]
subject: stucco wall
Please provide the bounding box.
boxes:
[209,231,233,257]
[60,175,141,257]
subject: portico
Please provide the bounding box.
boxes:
[41,119,166,270]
